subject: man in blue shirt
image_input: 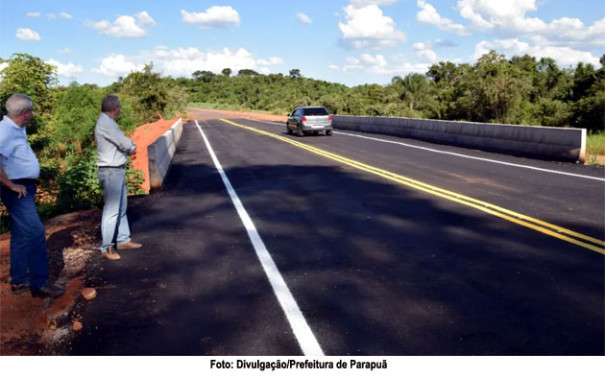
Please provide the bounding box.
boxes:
[95,94,142,260]
[0,94,64,298]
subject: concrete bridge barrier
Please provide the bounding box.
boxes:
[332,115,586,163]
[148,118,183,190]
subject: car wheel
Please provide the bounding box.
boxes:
[326,130,333,136]
[296,124,304,137]
[286,123,292,135]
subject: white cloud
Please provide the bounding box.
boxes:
[58,47,73,54]
[297,13,312,24]
[417,0,469,36]
[0,62,9,73]
[257,57,284,66]
[46,59,83,77]
[458,0,537,29]
[546,18,605,46]
[413,42,439,63]
[152,46,282,77]
[47,13,57,20]
[26,12,40,18]
[349,0,398,6]
[59,12,72,19]
[337,53,428,76]
[360,53,389,73]
[92,54,145,77]
[181,6,240,29]
[16,28,41,41]
[457,0,605,46]
[339,4,407,49]
[89,11,156,38]
[473,39,600,66]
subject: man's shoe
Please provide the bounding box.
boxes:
[117,241,142,250]
[30,284,65,299]
[102,247,121,260]
[11,282,29,294]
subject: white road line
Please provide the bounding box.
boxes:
[194,120,324,356]
[247,118,605,182]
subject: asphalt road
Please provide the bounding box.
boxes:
[69,110,604,355]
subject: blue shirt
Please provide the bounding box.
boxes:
[94,113,136,167]
[0,115,40,180]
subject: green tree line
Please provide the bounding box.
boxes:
[185,50,604,133]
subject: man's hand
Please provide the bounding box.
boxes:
[11,183,27,198]
[0,165,27,198]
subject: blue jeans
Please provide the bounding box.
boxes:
[98,168,131,252]
[0,180,48,288]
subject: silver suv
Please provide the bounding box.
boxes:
[286,106,333,136]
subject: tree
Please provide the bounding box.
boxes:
[121,63,188,123]
[52,83,100,157]
[570,60,604,131]
[0,53,57,116]
[237,69,260,77]
[0,53,59,157]
[458,50,531,123]
[535,58,567,99]
[221,68,232,77]
[192,70,216,82]
[427,61,459,86]
[427,61,472,120]
[289,69,301,79]
[570,62,596,102]
[390,73,438,117]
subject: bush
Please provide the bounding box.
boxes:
[55,152,103,212]
[121,64,188,124]
[126,159,146,196]
[55,153,146,212]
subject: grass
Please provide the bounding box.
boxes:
[586,132,605,165]
[586,132,605,156]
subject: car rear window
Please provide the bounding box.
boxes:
[303,107,329,116]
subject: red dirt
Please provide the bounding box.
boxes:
[0,209,100,355]
[0,109,283,355]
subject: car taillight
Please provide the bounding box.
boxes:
[302,116,307,122]
[328,115,333,121]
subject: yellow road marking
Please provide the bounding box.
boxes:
[220,118,605,255]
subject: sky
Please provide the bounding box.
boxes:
[1,0,603,87]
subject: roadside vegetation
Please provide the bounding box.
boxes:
[0,55,188,232]
[586,132,605,164]
[0,51,603,231]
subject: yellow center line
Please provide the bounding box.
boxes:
[219,118,605,255]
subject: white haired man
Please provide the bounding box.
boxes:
[0,94,64,298]
[95,94,142,260]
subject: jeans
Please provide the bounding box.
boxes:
[98,167,131,252]
[0,180,48,288]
